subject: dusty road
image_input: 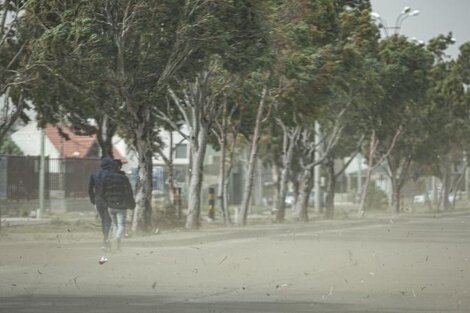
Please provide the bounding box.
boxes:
[1,213,469,312]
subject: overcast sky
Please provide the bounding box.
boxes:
[370,0,470,59]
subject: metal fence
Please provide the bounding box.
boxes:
[61,158,100,197]
[0,155,100,200]
[0,155,45,200]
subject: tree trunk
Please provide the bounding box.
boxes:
[0,0,9,39]
[441,162,451,211]
[271,159,281,212]
[324,155,336,219]
[357,128,401,216]
[166,132,177,216]
[358,165,373,216]
[0,88,24,144]
[238,87,268,226]
[387,155,412,214]
[238,141,257,226]
[449,166,465,210]
[132,125,153,233]
[217,130,228,224]
[222,132,237,225]
[292,178,300,207]
[358,136,375,216]
[392,178,401,214]
[276,127,298,222]
[185,126,209,229]
[166,161,177,216]
[296,167,313,222]
[96,115,116,158]
[276,165,289,222]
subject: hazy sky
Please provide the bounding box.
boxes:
[370,0,470,58]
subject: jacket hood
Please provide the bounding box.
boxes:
[100,157,115,170]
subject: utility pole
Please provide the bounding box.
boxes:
[38,128,45,219]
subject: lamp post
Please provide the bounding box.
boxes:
[371,6,420,37]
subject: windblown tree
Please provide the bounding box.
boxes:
[158,1,270,229]
[237,83,272,226]
[273,116,300,222]
[18,0,117,157]
[164,62,228,229]
[458,42,470,85]
[0,0,30,144]
[420,35,470,210]
[319,1,382,219]
[3,0,113,152]
[371,35,434,214]
[212,80,245,226]
[24,0,228,232]
[266,0,379,222]
[260,0,341,223]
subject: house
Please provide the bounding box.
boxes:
[151,129,191,191]
[4,122,131,212]
[11,121,125,160]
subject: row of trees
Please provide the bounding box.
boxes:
[1,0,469,231]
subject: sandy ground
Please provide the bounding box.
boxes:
[1,211,470,312]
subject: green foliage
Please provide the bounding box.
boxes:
[457,42,470,85]
[0,135,23,155]
[4,0,470,221]
[427,33,455,63]
[364,183,387,211]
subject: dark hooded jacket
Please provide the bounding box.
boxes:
[102,170,135,210]
[88,158,115,206]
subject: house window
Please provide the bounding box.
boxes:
[175,144,187,159]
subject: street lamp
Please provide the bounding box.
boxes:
[371,6,420,37]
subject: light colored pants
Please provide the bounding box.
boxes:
[108,208,127,241]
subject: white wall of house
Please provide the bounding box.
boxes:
[153,128,190,167]
[344,154,368,176]
[344,153,393,205]
[10,122,59,158]
[112,135,138,174]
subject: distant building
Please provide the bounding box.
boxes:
[11,122,124,160]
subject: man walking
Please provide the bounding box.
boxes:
[102,163,135,251]
[88,157,114,250]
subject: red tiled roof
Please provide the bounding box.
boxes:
[44,125,125,161]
